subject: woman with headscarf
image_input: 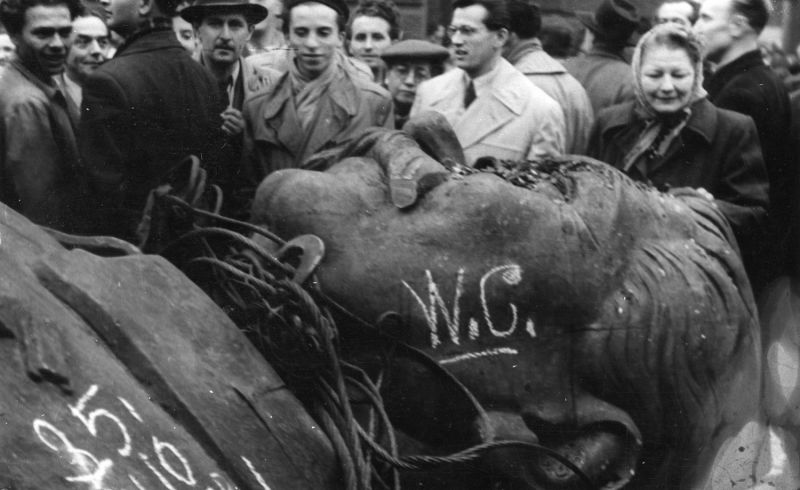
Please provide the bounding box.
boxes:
[587,24,768,256]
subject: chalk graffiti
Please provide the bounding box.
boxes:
[32,384,267,490]
[69,384,132,457]
[402,264,536,349]
[33,419,112,489]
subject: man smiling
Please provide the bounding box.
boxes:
[0,0,87,231]
[411,0,564,164]
[63,13,110,107]
[242,0,392,177]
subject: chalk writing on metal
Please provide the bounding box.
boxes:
[33,419,112,489]
[69,384,132,457]
[31,384,259,490]
[403,264,536,349]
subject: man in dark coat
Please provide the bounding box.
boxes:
[0,0,86,232]
[80,0,226,242]
[563,0,640,114]
[695,0,795,293]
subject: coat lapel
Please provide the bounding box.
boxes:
[299,74,356,161]
[454,63,521,150]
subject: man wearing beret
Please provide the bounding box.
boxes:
[80,0,226,242]
[563,0,640,114]
[181,0,279,218]
[380,39,448,129]
[242,0,393,177]
[411,0,565,164]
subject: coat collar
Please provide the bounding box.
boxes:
[602,98,717,175]
[114,25,184,58]
[429,60,527,149]
[601,98,716,144]
[506,38,567,75]
[256,65,361,163]
[705,49,763,96]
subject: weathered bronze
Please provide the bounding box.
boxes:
[251,117,763,488]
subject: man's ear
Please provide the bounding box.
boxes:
[494,27,509,47]
[729,13,750,37]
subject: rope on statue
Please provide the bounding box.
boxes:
[152,193,597,490]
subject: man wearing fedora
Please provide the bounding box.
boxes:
[380,39,449,129]
[242,0,393,177]
[564,0,640,114]
[181,0,279,218]
[80,0,227,241]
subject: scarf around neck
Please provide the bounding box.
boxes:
[288,49,341,132]
[623,24,707,171]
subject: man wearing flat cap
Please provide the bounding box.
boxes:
[181,0,279,218]
[242,0,393,177]
[564,0,640,113]
[381,39,448,129]
[80,0,226,241]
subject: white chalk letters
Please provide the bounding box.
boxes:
[402,264,537,349]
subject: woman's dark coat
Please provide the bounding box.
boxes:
[587,98,769,255]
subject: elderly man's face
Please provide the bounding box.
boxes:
[197,12,253,66]
[288,2,342,79]
[13,5,73,78]
[66,16,110,83]
[385,61,432,106]
[656,1,695,29]
[693,0,735,63]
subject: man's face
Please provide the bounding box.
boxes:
[66,16,110,83]
[288,2,342,79]
[349,15,392,69]
[173,14,197,53]
[693,0,734,62]
[385,60,432,106]
[0,33,15,67]
[656,1,695,29]
[448,4,503,78]
[197,12,252,66]
[103,0,140,37]
[12,5,73,78]
[252,0,284,45]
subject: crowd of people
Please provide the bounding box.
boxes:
[0,0,795,296]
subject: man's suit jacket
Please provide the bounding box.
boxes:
[80,27,226,242]
[410,58,565,164]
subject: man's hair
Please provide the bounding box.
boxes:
[731,0,769,34]
[282,0,346,35]
[451,0,510,31]
[507,0,540,39]
[0,0,82,35]
[658,0,700,24]
[347,0,401,40]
